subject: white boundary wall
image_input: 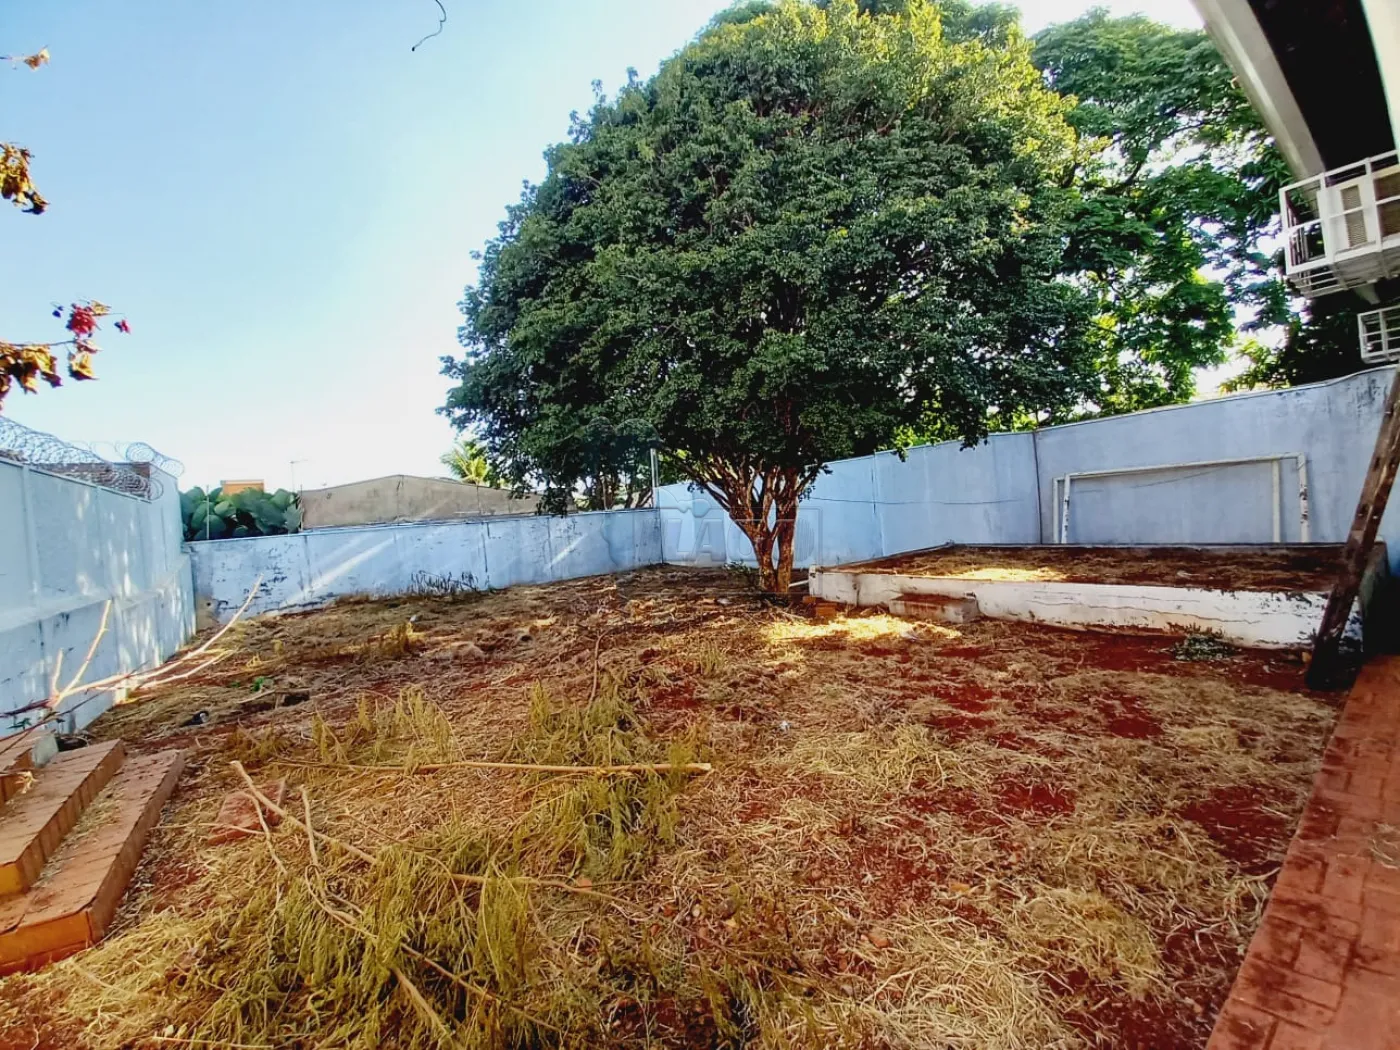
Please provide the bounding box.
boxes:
[9,368,1386,727]
[191,369,1400,625]
[0,460,193,733]
[660,368,1400,573]
[190,509,662,622]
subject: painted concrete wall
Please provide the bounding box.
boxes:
[193,367,1400,620]
[810,566,1353,649]
[190,509,662,621]
[299,475,539,529]
[660,367,1400,571]
[1029,372,1398,547]
[0,460,194,732]
[657,432,1038,569]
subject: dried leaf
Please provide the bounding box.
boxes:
[1,142,46,214]
[68,348,97,380]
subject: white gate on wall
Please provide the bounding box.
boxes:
[1052,454,1311,545]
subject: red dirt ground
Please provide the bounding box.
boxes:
[1183,785,1293,876]
[1,569,1337,1050]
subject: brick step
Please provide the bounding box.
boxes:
[0,749,184,974]
[0,741,126,895]
[888,592,981,625]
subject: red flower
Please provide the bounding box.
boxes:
[66,305,97,337]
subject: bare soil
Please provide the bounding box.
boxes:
[844,543,1343,591]
[0,568,1337,1050]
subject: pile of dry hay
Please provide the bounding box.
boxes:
[1,570,1335,1049]
[35,686,736,1048]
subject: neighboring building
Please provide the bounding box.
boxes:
[1193,0,1397,180]
[298,474,538,529]
[1193,0,1399,334]
[220,479,265,495]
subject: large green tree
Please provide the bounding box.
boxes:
[759,4,1370,402]
[443,0,1098,591]
[1031,10,1293,413]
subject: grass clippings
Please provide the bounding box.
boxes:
[851,544,1340,592]
[0,568,1336,1050]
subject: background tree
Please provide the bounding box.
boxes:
[1225,290,1381,391]
[1031,10,1293,413]
[443,0,1098,591]
[440,437,499,486]
[803,4,1372,401]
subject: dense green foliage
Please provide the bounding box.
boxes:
[735,3,1372,402]
[182,486,302,541]
[1031,10,1293,413]
[1227,290,1380,391]
[444,0,1100,588]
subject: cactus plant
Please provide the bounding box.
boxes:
[182,486,302,541]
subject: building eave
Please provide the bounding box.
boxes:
[1192,0,1324,178]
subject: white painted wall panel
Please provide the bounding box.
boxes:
[403,523,489,593]
[0,460,193,731]
[809,568,1347,649]
[873,434,1039,555]
[483,515,554,589]
[0,467,33,610]
[28,472,97,599]
[191,510,663,621]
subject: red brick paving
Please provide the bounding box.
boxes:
[1208,656,1400,1050]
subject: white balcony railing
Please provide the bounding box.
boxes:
[1282,151,1400,298]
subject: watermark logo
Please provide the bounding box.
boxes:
[661,499,821,566]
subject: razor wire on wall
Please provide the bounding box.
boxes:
[0,417,183,499]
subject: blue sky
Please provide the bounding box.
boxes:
[1,0,1199,491]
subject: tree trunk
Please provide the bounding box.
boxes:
[686,459,812,595]
[771,490,800,593]
[713,467,803,595]
[736,519,780,592]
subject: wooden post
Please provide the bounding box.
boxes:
[1308,368,1400,687]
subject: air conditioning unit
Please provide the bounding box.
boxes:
[1328,166,1400,252]
[1359,304,1400,364]
[1282,152,1400,298]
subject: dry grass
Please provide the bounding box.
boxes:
[852,544,1340,591]
[0,568,1337,1049]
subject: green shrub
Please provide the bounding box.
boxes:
[182,485,303,541]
